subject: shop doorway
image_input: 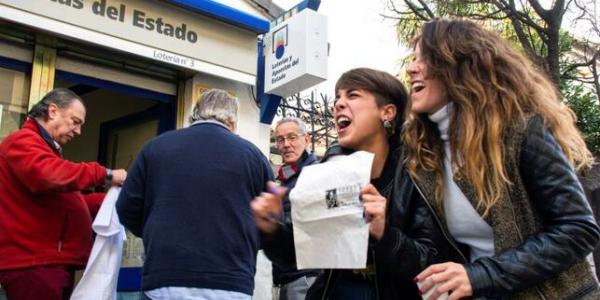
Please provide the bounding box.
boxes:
[53,71,176,166]
[53,70,176,296]
[99,105,165,171]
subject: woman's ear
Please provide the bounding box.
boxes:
[381,103,397,122]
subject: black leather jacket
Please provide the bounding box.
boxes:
[306,145,452,300]
[412,115,600,299]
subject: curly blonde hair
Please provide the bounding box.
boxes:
[403,18,594,217]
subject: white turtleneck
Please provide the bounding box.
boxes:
[428,103,494,262]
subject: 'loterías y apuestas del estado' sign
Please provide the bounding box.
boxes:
[264,9,328,97]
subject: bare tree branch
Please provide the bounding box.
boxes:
[380,14,404,20]
[463,7,508,20]
[562,75,597,83]
[590,54,600,103]
[528,0,551,20]
[550,0,567,20]
[386,0,401,14]
[491,0,541,62]
[515,12,548,41]
[400,0,433,21]
[416,0,436,19]
[562,57,597,77]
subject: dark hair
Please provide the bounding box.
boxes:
[335,68,408,149]
[28,88,83,120]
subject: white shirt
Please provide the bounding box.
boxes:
[429,103,495,262]
[145,287,251,300]
[71,187,126,300]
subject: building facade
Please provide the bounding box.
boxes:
[0,0,283,298]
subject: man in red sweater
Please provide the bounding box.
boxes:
[0,88,126,300]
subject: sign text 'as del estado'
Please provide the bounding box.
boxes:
[49,0,198,44]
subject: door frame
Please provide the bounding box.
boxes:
[54,70,177,165]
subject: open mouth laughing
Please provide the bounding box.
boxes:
[411,80,425,94]
[335,115,352,134]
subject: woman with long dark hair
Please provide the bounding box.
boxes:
[406,18,600,299]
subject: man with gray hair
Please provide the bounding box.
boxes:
[117,89,273,299]
[253,117,320,300]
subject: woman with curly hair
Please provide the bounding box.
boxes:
[406,18,600,300]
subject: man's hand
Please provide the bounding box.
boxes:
[251,181,287,234]
[110,169,127,186]
[362,183,387,240]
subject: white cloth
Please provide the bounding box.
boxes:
[145,287,251,300]
[429,104,494,262]
[71,187,126,300]
[290,151,373,269]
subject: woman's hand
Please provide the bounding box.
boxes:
[415,262,473,300]
[250,181,287,234]
[361,183,387,240]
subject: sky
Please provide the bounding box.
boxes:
[270,0,599,97]
[272,0,410,96]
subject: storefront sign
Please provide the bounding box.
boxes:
[0,0,259,84]
[48,0,199,44]
[264,9,327,97]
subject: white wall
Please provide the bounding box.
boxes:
[183,72,272,156]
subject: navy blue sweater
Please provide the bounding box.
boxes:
[116,122,273,295]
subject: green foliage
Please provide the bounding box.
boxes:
[558,31,577,72]
[556,34,598,156]
[388,0,599,155]
[562,83,600,156]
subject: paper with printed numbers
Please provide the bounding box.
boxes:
[290,151,373,269]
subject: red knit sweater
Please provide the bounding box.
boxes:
[0,119,106,270]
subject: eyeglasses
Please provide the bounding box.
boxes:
[275,134,305,145]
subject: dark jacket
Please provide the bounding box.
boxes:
[262,151,321,285]
[116,121,273,295]
[412,115,600,299]
[0,118,106,270]
[306,145,451,300]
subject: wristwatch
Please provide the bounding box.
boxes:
[105,168,113,185]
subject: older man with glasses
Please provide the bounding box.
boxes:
[259,117,321,300]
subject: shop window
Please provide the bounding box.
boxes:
[0,67,30,141]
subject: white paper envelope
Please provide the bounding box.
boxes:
[290,151,373,269]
